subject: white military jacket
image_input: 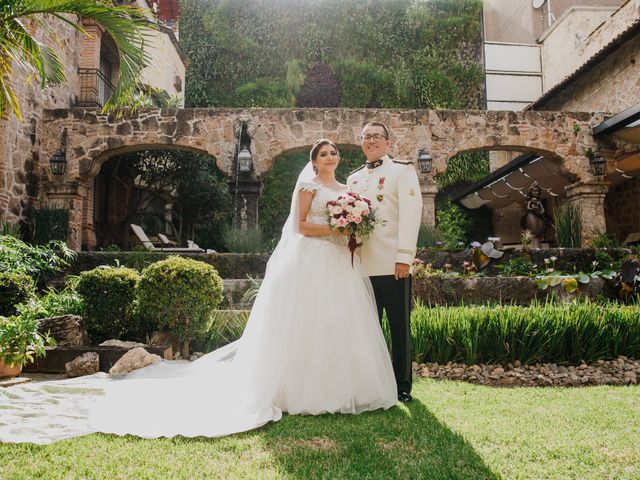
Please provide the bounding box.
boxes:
[347,155,423,277]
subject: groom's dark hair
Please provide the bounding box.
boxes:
[362,121,389,139]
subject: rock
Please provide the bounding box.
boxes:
[99,340,146,348]
[493,367,505,375]
[65,352,99,378]
[173,351,181,360]
[38,315,90,347]
[514,360,521,368]
[109,347,161,375]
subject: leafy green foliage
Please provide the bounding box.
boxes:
[234,78,290,107]
[296,63,341,107]
[412,301,640,365]
[435,152,489,190]
[16,282,84,322]
[496,258,538,277]
[181,0,483,109]
[76,267,140,343]
[0,272,34,317]
[434,202,470,246]
[27,207,69,245]
[0,235,75,285]
[136,256,224,356]
[0,314,54,366]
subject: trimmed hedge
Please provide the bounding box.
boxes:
[136,256,224,357]
[411,302,640,365]
[68,252,269,279]
[0,272,34,317]
[76,267,141,343]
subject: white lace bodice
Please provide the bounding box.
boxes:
[298,181,348,249]
[299,181,348,224]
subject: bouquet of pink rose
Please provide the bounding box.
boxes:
[326,192,377,266]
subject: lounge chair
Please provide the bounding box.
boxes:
[157,233,177,247]
[130,224,204,252]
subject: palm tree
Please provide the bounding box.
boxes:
[0,0,154,120]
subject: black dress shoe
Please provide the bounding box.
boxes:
[398,391,412,402]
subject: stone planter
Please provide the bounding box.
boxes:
[0,359,22,379]
[416,248,629,276]
[412,275,614,306]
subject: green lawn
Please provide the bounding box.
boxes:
[2,378,639,479]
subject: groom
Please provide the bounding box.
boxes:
[348,121,423,403]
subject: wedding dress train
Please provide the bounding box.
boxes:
[0,172,397,444]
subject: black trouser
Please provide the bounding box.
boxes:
[369,275,412,394]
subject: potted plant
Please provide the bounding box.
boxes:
[0,314,54,378]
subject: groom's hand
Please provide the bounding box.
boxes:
[394,263,410,280]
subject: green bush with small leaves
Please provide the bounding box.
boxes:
[0,272,35,317]
[76,267,141,343]
[136,256,224,357]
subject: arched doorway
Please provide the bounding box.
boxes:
[91,146,230,251]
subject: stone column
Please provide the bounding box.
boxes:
[44,181,86,250]
[228,178,262,229]
[81,179,97,250]
[564,181,609,247]
[420,178,438,227]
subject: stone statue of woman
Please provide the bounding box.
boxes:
[521,181,548,248]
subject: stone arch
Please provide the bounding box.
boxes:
[81,144,224,250]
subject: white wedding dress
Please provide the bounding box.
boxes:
[0,164,397,444]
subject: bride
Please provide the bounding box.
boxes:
[0,139,397,444]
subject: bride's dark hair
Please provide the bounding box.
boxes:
[309,139,339,174]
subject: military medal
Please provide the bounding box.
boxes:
[378,177,385,190]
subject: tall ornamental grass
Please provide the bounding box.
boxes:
[553,204,582,248]
[411,301,640,365]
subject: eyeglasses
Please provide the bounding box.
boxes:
[361,134,387,142]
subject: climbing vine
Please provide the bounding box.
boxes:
[180,0,484,109]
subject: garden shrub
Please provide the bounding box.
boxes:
[136,256,224,357]
[76,267,140,343]
[0,272,35,317]
[411,301,640,365]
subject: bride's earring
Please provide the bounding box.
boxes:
[312,163,318,174]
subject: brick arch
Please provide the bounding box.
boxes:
[84,143,221,178]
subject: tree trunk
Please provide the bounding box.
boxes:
[180,339,190,360]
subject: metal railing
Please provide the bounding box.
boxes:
[76,68,115,107]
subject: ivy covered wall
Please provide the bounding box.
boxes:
[180,0,484,110]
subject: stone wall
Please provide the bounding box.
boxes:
[0,17,81,223]
[535,26,640,112]
[38,107,606,249]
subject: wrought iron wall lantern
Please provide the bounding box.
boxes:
[417,148,433,174]
[586,148,606,176]
[50,148,67,175]
[237,146,253,173]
